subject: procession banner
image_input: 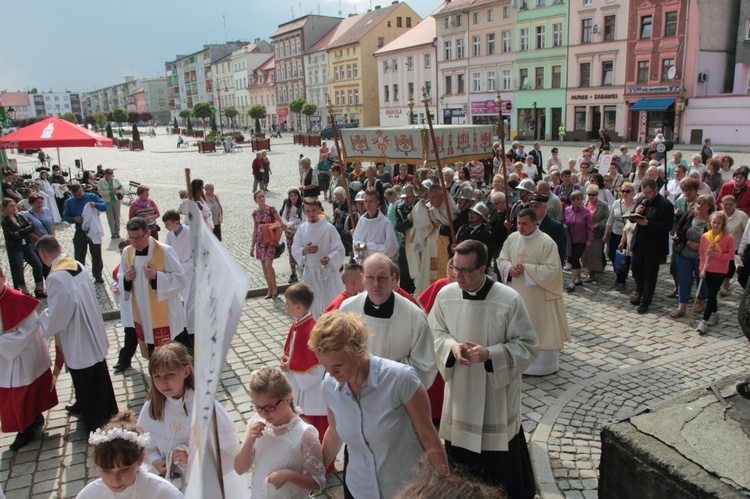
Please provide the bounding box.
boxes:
[184,200,250,499]
[339,125,495,166]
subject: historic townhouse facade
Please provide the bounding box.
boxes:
[305,20,344,131]
[434,0,473,124]
[248,56,277,130]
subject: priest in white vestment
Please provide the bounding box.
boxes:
[291,198,345,319]
[37,235,118,433]
[429,239,538,498]
[340,253,437,388]
[119,217,188,351]
[498,207,571,376]
[351,189,398,264]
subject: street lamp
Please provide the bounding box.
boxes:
[407,96,415,125]
[215,82,228,135]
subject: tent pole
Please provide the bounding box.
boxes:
[495,92,511,220]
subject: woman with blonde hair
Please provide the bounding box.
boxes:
[696,211,735,334]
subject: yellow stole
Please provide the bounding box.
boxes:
[125,241,172,347]
[705,230,724,254]
[50,256,79,273]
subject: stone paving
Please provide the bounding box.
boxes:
[0,133,749,497]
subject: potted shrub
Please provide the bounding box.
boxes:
[129,124,144,151]
[248,104,267,139]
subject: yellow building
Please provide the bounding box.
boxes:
[327,2,421,127]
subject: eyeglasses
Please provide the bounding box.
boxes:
[251,399,284,414]
[620,189,632,193]
[589,193,598,196]
[449,264,480,275]
[129,231,149,241]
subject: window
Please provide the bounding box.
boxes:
[425,54,431,68]
[519,68,529,89]
[602,61,613,85]
[538,0,546,5]
[503,6,510,18]
[575,106,586,131]
[384,85,389,101]
[640,16,652,39]
[444,41,452,60]
[397,16,402,28]
[535,67,544,89]
[553,23,563,47]
[455,15,462,27]
[638,60,649,83]
[393,59,398,71]
[664,12,678,37]
[456,39,464,59]
[444,17,452,29]
[473,12,479,24]
[473,35,481,56]
[488,9,494,21]
[354,89,360,105]
[473,72,481,92]
[457,74,465,94]
[488,33,496,55]
[502,31,511,52]
[580,62,591,87]
[604,106,616,130]
[408,82,414,99]
[487,71,496,91]
[353,64,358,78]
[584,0,591,5]
[502,70,511,90]
[661,58,675,81]
[536,26,546,49]
[552,65,562,88]
[348,90,353,105]
[425,80,432,97]
[347,64,352,79]
[406,17,412,28]
[520,28,529,51]
[445,75,452,94]
[582,19,592,43]
[407,56,413,70]
[378,37,385,48]
[383,61,389,73]
[393,84,399,101]
[603,15,616,41]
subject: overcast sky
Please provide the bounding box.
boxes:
[1,0,438,94]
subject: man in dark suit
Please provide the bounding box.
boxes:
[530,193,566,264]
[530,142,544,178]
[630,178,674,314]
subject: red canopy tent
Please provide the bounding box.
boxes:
[0,116,113,168]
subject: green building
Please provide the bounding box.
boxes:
[512,0,568,141]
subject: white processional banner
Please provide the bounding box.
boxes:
[184,200,250,499]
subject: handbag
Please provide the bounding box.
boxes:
[614,250,630,273]
[274,241,285,259]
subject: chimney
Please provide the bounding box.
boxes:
[392,0,398,4]
[374,5,381,9]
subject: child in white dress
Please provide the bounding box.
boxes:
[235,367,325,498]
[77,411,183,498]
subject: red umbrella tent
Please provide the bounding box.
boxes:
[0,116,113,167]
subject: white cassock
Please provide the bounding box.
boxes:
[291,217,345,319]
[77,470,183,499]
[429,281,538,453]
[118,239,187,344]
[38,179,61,223]
[339,292,437,388]
[351,211,399,263]
[165,226,195,335]
[405,199,439,296]
[498,228,571,376]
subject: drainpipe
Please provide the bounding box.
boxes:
[434,37,440,123]
[675,0,691,144]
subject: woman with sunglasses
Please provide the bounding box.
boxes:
[604,182,636,291]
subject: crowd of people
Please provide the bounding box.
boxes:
[2,133,749,498]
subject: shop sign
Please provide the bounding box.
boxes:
[570,93,619,101]
[443,108,465,118]
[470,100,512,115]
[627,86,679,94]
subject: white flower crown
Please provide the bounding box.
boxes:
[89,427,151,448]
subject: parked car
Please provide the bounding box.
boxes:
[320,122,359,139]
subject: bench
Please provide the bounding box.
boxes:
[122,180,140,205]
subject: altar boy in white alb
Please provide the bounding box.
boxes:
[291,198,345,318]
[37,235,118,433]
[351,188,399,264]
[119,217,188,354]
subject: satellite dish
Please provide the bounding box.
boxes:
[667,67,676,80]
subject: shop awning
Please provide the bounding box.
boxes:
[629,98,675,112]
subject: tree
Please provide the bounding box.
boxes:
[128,111,140,124]
[94,112,108,130]
[187,114,193,132]
[62,112,78,124]
[289,98,306,132]
[248,104,267,135]
[106,111,114,122]
[140,111,153,123]
[192,102,212,132]
[74,113,83,124]
[210,113,218,133]
[301,103,318,132]
[105,122,114,139]
[173,117,179,130]
[224,106,239,129]
[112,108,127,133]
[179,109,191,126]
[132,123,141,142]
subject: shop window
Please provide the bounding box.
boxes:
[574,106,586,131]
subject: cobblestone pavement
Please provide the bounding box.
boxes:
[0,133,749,497]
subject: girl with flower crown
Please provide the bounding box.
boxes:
[137,343,248,495]
[77,411,183,498]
